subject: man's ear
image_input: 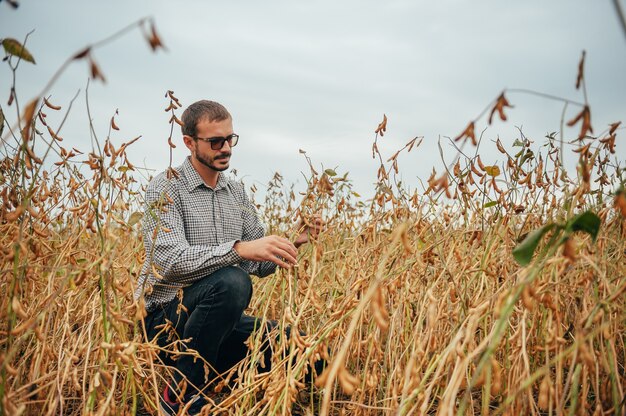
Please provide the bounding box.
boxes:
[183,135,195,152]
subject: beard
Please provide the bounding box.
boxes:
[194,145,231,172]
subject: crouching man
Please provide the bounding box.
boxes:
[134,100,323,415]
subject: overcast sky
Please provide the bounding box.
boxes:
[2,1,625,199]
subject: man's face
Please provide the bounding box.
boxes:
[184,118,234,172]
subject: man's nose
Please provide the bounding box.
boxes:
[221,139,232,152]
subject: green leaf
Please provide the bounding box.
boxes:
[545,132,557,140]
[513,223,557,266]
[128,211,143,226]
[513,139,524,147]
[519,149,534,165]
[0,108,4,137]
[2,38,36,64]
[378,184,392,195]
[483,201,499,208]
[566,211,601,242]
[324,168,337,177]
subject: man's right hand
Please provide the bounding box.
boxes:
[233,236,298,269]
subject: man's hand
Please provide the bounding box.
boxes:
[234,236,298,269]
[294,214,324,248]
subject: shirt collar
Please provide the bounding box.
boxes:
[182,156,229,192]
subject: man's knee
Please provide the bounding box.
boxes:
[208,266,253,312]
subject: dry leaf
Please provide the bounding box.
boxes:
[146,22,166,51]
[2,38,36,64]
[43,97,61,111]
[375,114,387,137]
[170,114,184,127]
[576,50,586,90]
[566,105,592,139]
[488,93,513,125]
[73,47,91,60]
[614,191,626,218]
[89,57,106,83]
[21,97,39,140]
[484,165,501,177]
[455,121,476,146]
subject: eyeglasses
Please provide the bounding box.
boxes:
[193,133,239,150]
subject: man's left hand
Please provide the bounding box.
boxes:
[294,214,324,248]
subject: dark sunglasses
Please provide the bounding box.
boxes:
[193,133,239,150]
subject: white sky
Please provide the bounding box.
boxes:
[2,1,625,199]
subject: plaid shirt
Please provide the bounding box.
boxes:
[135,157,276,312]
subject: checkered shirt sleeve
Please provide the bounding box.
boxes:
[134,158,276,312]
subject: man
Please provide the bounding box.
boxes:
[134,100,321,415]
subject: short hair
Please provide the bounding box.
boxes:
[181,100,231,137]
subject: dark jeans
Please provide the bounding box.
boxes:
[143,266,323,396]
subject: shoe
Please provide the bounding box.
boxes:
[159,386,208,415]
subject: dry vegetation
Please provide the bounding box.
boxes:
[1,24,625,416]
